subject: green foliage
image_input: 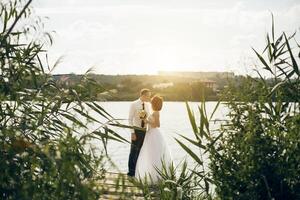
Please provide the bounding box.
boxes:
[135,161,206,200]
[177,100,219,199]
[210,17,300,199]
[0,1,124,199]
[178,16,300,200]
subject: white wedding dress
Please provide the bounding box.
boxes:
[135,114,173,183]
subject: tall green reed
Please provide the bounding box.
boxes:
[0,1,127,199]
[180,15,300,199]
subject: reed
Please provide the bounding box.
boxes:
[0,1,124,199]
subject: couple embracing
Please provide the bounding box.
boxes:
[127,89,173,183]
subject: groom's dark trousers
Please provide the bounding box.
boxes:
[128,129,146,176]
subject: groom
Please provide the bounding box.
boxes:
[127,88,151,177]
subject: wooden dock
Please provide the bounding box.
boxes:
[98,172,146,199]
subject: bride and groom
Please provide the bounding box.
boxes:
[127,89,173,183]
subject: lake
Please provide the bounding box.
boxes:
[88,101,229,172]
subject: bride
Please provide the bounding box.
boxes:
[135,95,173,183]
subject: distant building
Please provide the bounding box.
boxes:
[58,75,70,86]
[201,80,217,91]
[152,82,174,89]
[97,89,118,100]
[158,71,234,79]
[117,84,125,88]
[189,80,217,91]
[53,74,81,86]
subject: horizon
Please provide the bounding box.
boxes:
[51,70,235,76]
[33,0,300,76]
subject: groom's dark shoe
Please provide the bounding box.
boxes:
[127,172,134,177]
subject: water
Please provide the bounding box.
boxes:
[89,101,229,172]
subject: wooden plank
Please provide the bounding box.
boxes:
[97,172,148,199]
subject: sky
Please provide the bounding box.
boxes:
[32,0,300,75]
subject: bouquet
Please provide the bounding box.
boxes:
[138,109,147,120]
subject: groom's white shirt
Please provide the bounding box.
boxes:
[128,98,151,132]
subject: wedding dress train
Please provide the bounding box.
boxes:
[135,120,173,183]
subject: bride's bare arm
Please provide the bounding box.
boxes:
[154,112,160,127]
[146,112,160,127]
[145,116,153,125]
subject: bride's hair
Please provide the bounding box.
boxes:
[151,96,163,111]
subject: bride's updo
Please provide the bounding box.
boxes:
[151,96,163,111]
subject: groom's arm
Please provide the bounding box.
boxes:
[128,103,136,140]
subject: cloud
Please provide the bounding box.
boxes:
[33,0,300,75]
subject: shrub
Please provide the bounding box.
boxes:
[180,16,300,200]
[210,17,300,199]
[0,1,125,199]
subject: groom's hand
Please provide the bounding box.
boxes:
[131,132,137,141]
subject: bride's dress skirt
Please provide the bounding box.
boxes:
[135,128,173,183]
